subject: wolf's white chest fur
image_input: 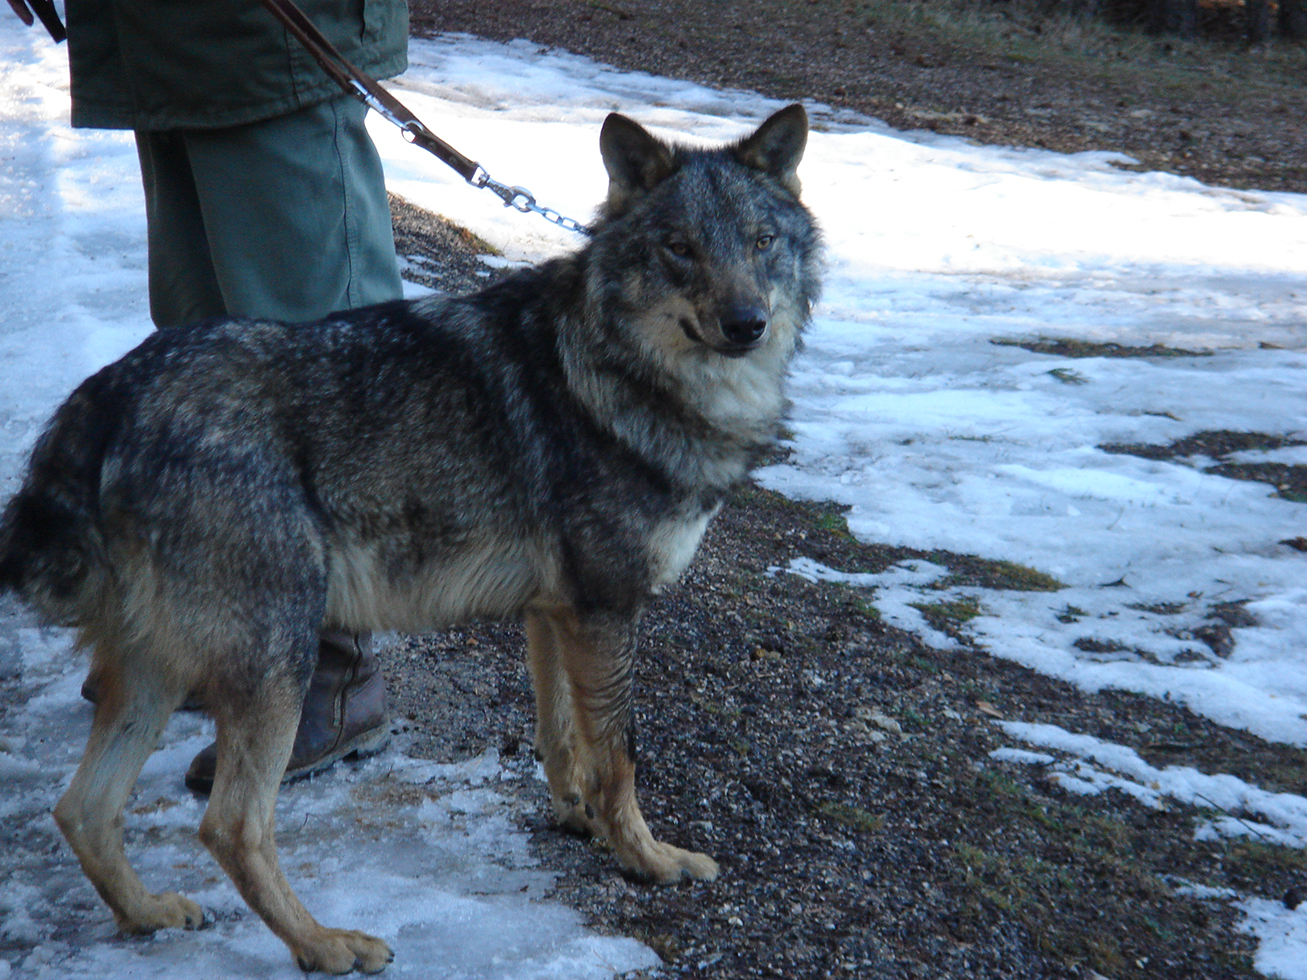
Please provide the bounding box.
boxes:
[647,502,721,592]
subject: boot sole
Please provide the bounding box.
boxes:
[284,723,393,784]
[184,722,392,796]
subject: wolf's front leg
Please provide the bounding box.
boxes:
[525,606,718,883]
[525,610,592,835]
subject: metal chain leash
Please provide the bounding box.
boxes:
[350,80,591,236]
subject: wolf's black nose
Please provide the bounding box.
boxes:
[721,308,768,345]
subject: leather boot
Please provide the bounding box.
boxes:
[184,632,390,794]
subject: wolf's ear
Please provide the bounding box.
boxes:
[600,113,677,214]
[734,103,808,198]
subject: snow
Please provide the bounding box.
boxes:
[993,721,1307,845]
[3,20,1307,979]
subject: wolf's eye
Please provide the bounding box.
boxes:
[755,234,775,251]
[666,240,692,259]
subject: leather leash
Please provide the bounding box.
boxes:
[260,0,590,235]
[7,0,66,43]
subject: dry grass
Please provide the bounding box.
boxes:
[857,0,1307,92]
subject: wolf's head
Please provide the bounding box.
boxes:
[589,104,822,369]
[566,106,822,488]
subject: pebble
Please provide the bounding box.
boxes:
[853,706,903,735]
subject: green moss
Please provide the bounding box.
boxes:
[1049,367,1088,385]
[911,596,983,624]
[814,511,852,536]
[993,336,1212,359]
[911,596,985,639]
[1221,840,1307,889]
[852,597,882,621]
[935,557,1065,592]
[817,801,885,833]
[983,560,1065,592]
[949,771,1184,976]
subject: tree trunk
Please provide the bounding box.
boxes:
[1247,0,1273,42]
[1281,0,1307,39]
[1043,0,1101,17]
[1149,0,1197,37]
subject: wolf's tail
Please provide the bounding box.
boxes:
[0,373,123,627]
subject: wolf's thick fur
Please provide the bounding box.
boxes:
[0,105,821,973]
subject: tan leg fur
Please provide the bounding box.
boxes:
[198,681,393,975]
[53,651,204,934]
[526,607,718,884]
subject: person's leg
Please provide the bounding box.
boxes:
[134,131,228,329]
[180,95,402,322]
[76,132,228,706]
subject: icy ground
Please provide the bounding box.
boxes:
[2,20,1307,979]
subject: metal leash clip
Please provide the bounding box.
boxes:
[380,100,591,236]
[351,80,405,129]
[473,173,591,236]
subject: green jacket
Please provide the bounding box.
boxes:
[66,0,409,130]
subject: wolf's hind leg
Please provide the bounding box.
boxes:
[528,607,719,884]
[198,670,392,975]
[54,655,204,934]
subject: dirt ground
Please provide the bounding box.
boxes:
[385,6,1307,979]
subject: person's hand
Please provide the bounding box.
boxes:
[7,0,65,42]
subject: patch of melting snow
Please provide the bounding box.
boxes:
[992,721,1307,845]
[991,722,1307,977]
[1238,897,1307,980]
[773,555,958,650]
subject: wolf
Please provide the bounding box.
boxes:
[0,103,821,974]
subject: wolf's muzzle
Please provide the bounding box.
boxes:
[717,305,769,356]
[722,306,768,345]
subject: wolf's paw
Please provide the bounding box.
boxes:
[293,927,393,975]
[116,891,205,934]
[551,791,601,837]
[624,840,720,885]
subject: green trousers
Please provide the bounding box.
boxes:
[136,95,402,328]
